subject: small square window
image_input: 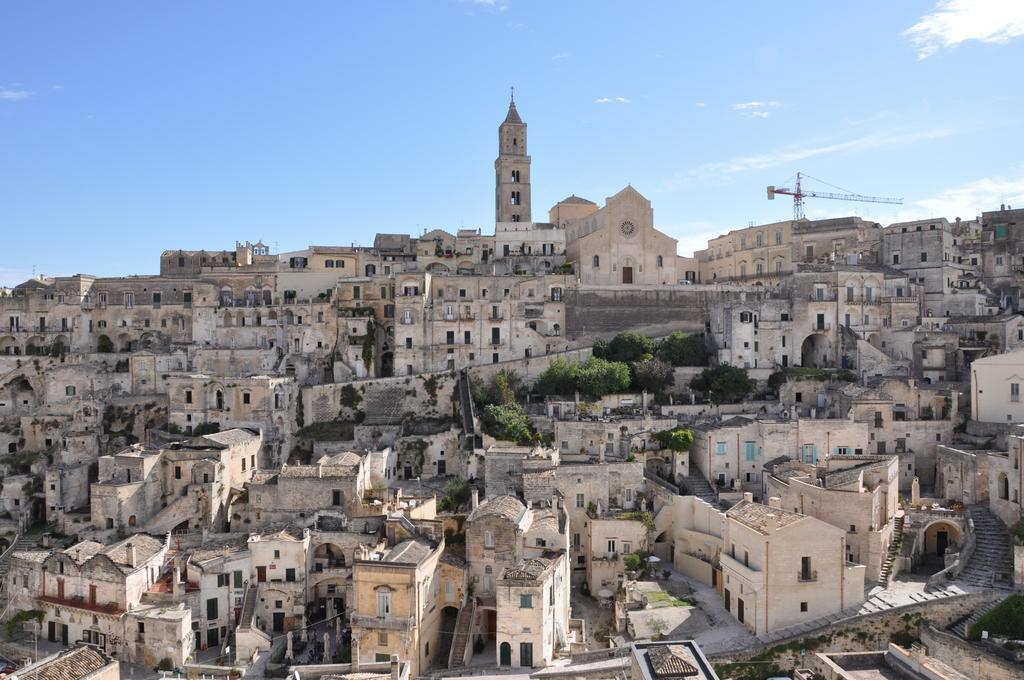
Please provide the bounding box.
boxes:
[800,602,808,612]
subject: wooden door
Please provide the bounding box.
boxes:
[622,267,633,284]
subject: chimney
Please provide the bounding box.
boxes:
[471,488,479,510]
[126,542,137,568]
[172,566,181,596]
[765,513,778,534]
[551,493,558,511]
[390,654,400,680]
[743,492,753,504]
[768,496,781,509]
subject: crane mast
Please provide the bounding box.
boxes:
[768,172,902,220]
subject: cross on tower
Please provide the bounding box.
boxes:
[510,85,515,102]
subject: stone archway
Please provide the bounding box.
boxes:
[867,333,881,349]
[800,333,830,368]
[922,520,962,557]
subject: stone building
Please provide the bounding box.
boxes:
[244,450,376,526]
[881,218,986,316]
[350,529,445,676]
[720,496,865,635]
[89,429,262,535]
[970,349,1024,423]
[249,527,311,634]
[495,552,570,668]
[988,436,1023,527]
[763,456,899,582]
[565,187,685,287]
[5,533,194,667]
[690,416,870,497]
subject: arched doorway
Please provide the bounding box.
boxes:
[380,352,394,378]
[801,333,830,368]
[499,642,512,666]
[998,472,1009,500]
[867,333,881,349]
[923,520,962,558]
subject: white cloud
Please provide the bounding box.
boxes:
[595,96,631,104]
[732,101,780,111]
[551,51,570,60]
[0,89,32,101]
[913,170,1024,217]
[694,102,706,108]
[695,127,951,177]
[904,0,1024,59]
[749,111,770,119]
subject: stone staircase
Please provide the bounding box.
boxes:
[949,595,1007,639]
[958,505,1014,590]
[447,598,477,669]
[681,473,718,505]
[238,583,258,630]
[144,494,198,534]
[877,514,905,587]
[458,369,476,435]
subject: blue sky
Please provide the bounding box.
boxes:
[2,1,1024,285]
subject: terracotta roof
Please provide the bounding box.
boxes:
[726,500,804,535]
[646,645,699,678]
[15,645,112,680]
[467,495,526,523]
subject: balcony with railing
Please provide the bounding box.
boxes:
[38,594,124,615]
[797,569,818,582]
[350,613,415,631]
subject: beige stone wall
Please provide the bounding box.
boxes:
[919,623,1021,680]
[709,591,1000,670]
[567,188,680,287]
[971,350,1024,423]
[721,510,860,635]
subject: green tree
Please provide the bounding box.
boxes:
[653,427,695,451]
[97,335,114,353]
[690,365,753,404]
[481,402,532,444]
[361,319,376,369]
[606,332,657,363]
[534,357,579,395]
[657,332,707,366]
[472,370,524,406]
[492,370,520,405]
[592,339,610,360]
[192,422,221,436]
[631,357,675,394]
[577,357,631,397]
[442,477,473,509]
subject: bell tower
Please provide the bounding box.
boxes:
[495,92,531,224]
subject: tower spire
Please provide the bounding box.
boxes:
[495,95,531,223]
